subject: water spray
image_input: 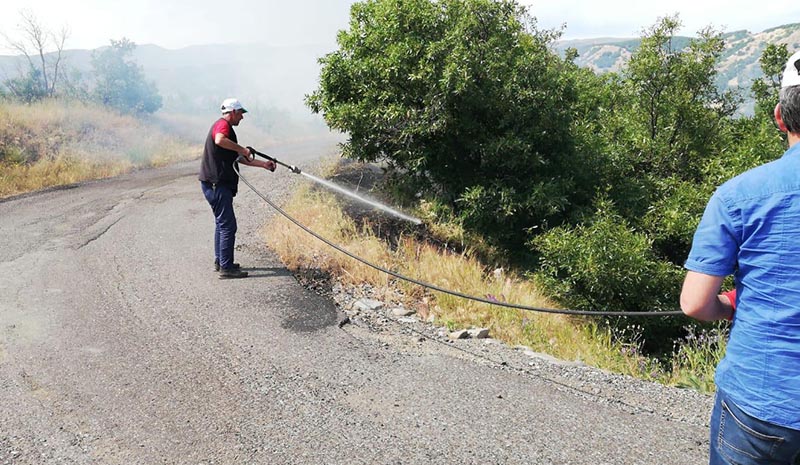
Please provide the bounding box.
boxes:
[246,147,422,225]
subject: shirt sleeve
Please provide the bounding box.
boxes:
[212,119,231,139]
[684,191,739,277]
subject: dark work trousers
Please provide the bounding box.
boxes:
[201,182,238,269]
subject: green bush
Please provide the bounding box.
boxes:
[642,178,712,264]
[0,145,28,165]
[532,199,686,351]
[4,68,49,103]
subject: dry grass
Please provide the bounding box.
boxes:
[263,160,728,391]
[0,99,198,199]
[265,186,395,286]
[0,156,131,197]
[262,182,702,384]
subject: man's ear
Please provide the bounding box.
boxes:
[775,103,789,133]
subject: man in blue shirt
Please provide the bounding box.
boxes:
[681,52,800,464]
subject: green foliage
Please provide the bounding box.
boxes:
[532,199,687,350]
[91,38,162,115]
[751,43,789,118]
[311,6,790,359]
[697,114,786,199]
[308,0,581,250]
[4,67,49,103]
[0,145,27,165]
[620,18,738,182]
[532,16,779,352]
[642,178,711,263]
[533,199,682,313]
[540,16,742,251]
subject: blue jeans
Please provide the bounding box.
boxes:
[710,387,800,464]
[201,182,237,269]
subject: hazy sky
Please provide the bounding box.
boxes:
[1,0,799,54]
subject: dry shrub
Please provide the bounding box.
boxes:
[264,185,393,286]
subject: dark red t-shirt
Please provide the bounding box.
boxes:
[212,119,231,139]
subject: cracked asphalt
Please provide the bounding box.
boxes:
[0,139,712,464]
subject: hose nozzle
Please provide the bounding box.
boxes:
[247,146,302,175]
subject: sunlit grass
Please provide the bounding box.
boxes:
[0,156,130,197]
[667,323,727,391]
[263,181,728,391]
[0,99,198,199]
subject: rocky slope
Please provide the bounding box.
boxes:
[554,22,800,110]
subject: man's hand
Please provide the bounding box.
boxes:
[264,160,276,172]
[238,146,254,162]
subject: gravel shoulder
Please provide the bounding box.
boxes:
[306,275,713,426]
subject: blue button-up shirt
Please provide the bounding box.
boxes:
[686,143,800,430]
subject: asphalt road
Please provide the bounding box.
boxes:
[0,141,711,464]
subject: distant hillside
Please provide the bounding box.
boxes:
[0,42,334,120]
[3,23,800,121]
[132,43,333,117]
[553,23,800,113]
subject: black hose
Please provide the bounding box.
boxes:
[236,166,685,318]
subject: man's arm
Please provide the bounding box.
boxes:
[215,133,250,157]
[238,156,275,171]
[214,133,275,171]
[680,271,733,321]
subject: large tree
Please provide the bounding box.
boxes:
[308,0,580,250]
[91,38,162,115]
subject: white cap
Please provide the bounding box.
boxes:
[220,98,247,114]
[781,51,800,88]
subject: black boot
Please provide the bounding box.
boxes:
[215,260,241,272]
[218,268,248,279]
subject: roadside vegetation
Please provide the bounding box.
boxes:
[0,13,194,199]
[0,99,196,199]
[264,179,727,391]
[293,0,794,391]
